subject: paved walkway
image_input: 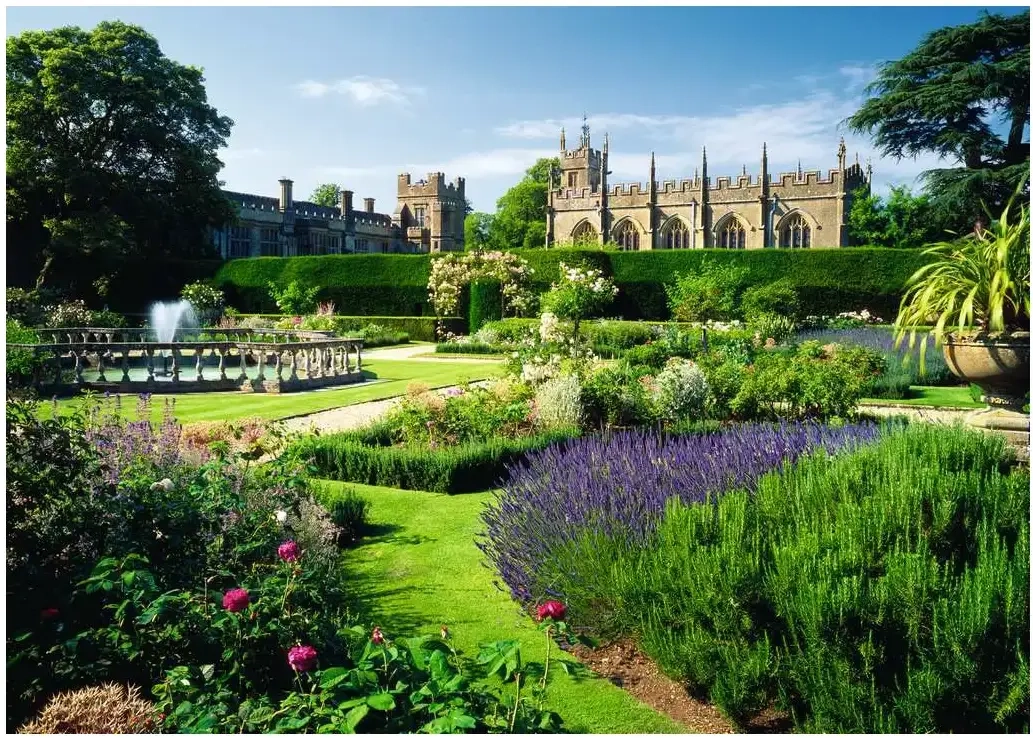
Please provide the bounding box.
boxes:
[365,343,503,363]
[280,380,491,435]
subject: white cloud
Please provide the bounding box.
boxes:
[296,76,425,107]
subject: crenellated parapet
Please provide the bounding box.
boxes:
[397,172,466,202]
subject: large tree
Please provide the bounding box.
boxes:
[488,156,560,249]
[848,10,1029,233]
[848,185,943,249]
[309,183,341,208]
[6,21,235,299]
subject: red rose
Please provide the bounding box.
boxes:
[287,644,318,672]
[222,588,250,612]
[371,626,385,645]
[535,600,566,622]
[40,608,60,621]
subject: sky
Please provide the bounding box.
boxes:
[5,5,1029,214]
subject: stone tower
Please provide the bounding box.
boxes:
[393,172,466,252]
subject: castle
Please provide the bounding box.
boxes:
[211,172,466,259]
[547,119,871,249]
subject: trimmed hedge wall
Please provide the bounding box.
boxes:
[215,248,931,322]
[214,254,431,315]
[468,279,503,334]
[289,426,579,494]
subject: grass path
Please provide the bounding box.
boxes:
[861,384,982,409]
[315,480,684,735]
[39,358,503,425]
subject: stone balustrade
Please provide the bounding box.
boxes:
[9,336,364,395]
[33,327,335,344]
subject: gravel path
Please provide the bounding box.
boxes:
[279,380,491,435]
[365,343,503,363]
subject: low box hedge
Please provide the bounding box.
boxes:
[289,426,579,494]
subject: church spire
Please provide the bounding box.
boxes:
[560,127,566,152]
[797,159,803,179]
[581,112,590,148]
[650,152,656,182]
[837,137,847,170]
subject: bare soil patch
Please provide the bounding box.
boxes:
[571,638,793,734]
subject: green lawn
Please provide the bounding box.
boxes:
[316,481,684,734]
[862,385,983,409]
[40,358,503,424]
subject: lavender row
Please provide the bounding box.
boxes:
[479,422,882,604]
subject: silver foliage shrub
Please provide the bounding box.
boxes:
[533,374,584,430]
[654,358,709,422]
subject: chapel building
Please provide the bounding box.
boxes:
[546,120,871,249]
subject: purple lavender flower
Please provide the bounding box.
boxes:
[479,422,881,605]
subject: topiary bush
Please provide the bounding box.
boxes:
[468,279,503,334]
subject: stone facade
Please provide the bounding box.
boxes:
[547,121,871,250]
[212,173,466,259]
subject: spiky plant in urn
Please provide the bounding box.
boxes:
[895,180,1030,444]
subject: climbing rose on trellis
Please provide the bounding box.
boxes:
[428,251,535,317]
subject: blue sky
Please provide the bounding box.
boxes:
[6,5,1027,213]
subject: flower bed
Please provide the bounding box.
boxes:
[481,422,1029,733]
[7,396,563,733]
[479,422,881,606]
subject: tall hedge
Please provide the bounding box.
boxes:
[468,279,503,334]
[213,254,431,315]
[214,248,931,321]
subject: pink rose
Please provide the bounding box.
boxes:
[222,588,250,612]
[278,540,301,563]
[287,644,318,672]
[371,626,385,645]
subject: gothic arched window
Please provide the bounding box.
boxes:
[662,218,690,249]
[780,213,811,248]
[570,221,598,245]
[613,220,640,251]
[718,217,747,249]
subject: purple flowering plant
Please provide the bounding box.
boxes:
[479,422,881,606]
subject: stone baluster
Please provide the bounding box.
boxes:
[289,349,299,381]
[356,343,363,373]
[73,349,84,384]
[275,350,284,380]
[52,349,63,385]
[121,347,130,383]
[145,348,155,383]
[218,347,227,380]
[329,346,338,377]
[342,344,351,374]
[96,349,108,382]
[195,348,205,381]
[256,350,266,382]
[170,348,180,384]
[238,348,249,382]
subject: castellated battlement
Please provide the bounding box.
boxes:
[397,172,466,200]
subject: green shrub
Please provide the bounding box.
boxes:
[666,259,750,322]
[468,279,503,334]
[582,362,657,429]
[7,287,44,326]
[740,279,801,321]
[322,486,371,547]
[180,281,225,325]
[268,280,319,315]
[434,341,504,355]
[290,428,578,494]
[6,318,47,387]
[590,425,1028,731]
[88,309,129,329]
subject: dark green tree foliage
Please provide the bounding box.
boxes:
[848,10,1030,232]
[6,21,235,298]
[309,183,341,208]
[848,185,942,248]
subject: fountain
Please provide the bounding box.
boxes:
[149,300,198,376]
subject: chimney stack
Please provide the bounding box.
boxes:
[278,177,293,212]
[364,197,375,213]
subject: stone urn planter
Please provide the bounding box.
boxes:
[942,331,1030,440]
